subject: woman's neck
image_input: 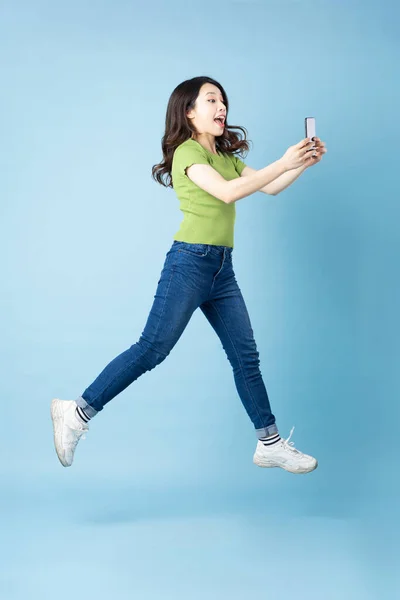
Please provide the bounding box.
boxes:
[191,134,218,155]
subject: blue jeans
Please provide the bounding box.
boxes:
[76,241,277,438]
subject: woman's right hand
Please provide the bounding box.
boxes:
[280,138,316,171]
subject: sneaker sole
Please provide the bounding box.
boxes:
[253,454,318,474]
[50,398,70,467]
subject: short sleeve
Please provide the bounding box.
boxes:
[173,142,210,177]
[230,153,247,176]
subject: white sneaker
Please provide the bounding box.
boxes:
[51,399,89,467]
[253,427,318,474]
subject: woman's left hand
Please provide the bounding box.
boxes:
[306,137,327,166]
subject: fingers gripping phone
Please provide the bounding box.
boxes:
[305,117,317,156]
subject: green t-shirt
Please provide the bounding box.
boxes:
[171,138,247,248]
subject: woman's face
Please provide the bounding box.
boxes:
[186,83,226,137]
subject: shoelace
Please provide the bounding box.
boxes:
[65,425,87,448]
[280,426,302,455]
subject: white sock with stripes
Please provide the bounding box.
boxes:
[258,433,281,447]
[75,405,92,425]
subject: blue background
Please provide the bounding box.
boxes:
[1,0,399,598]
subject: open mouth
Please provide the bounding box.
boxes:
[214,117,225,128]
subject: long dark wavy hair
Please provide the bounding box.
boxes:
[151,76,251,188]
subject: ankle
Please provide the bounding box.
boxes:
[75,405,92,425]
[258,432,281,447]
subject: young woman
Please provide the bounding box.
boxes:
[51,76,327,473]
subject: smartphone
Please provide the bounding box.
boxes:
[305,117,317,155]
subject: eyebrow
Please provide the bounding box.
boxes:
[206,92,225,99]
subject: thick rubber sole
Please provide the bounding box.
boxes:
[253,453,318,474]
[51,398,70,467]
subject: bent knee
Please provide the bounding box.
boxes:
[135,338,171,369]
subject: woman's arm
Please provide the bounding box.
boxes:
[186,159,288,204]
[240,164,307,196]
[241,137,327,195]
[184,139,318,203]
